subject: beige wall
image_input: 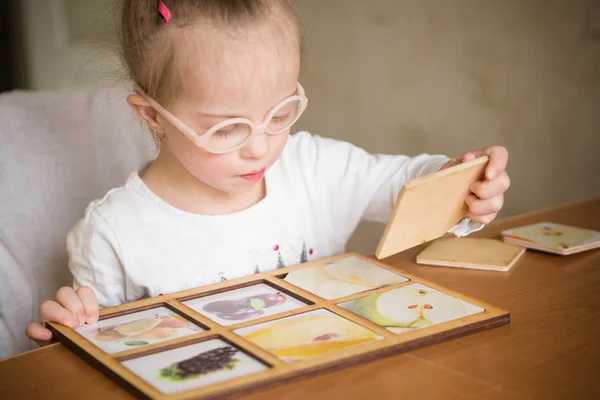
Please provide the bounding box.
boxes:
[293,0,600,253]
[18,0,600,254]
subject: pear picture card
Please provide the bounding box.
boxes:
[375,156,489,259]
[416,237,526,271]
[501,222,600,255]
[283,255,408,300]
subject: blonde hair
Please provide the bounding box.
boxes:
[119,0,301,104]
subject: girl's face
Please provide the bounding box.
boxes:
[155,15,301,196]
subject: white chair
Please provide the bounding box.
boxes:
[0,85,155,359]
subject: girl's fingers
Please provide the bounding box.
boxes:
[484,146,509,180]
[462,152,477,162]
[39,299,79,328]
[470,171,511,199]
[25,322,53,343]
[76,286,100,324]
[55,287,86,327]
[468,212,498,225]
[466,194,504,215]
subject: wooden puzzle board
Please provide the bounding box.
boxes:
[49,253,509,400]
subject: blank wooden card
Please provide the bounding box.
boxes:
[48,252,509,400]
[375,156,489,259]
[416,237,526,272]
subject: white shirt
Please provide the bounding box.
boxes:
[67,132,482,307]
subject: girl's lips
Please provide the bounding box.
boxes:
[237,168,266,183]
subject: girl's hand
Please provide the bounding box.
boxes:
[441,146,511,225]
[25,286,99,346]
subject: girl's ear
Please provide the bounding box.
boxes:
[127,94,164,132]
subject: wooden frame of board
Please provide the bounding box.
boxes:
[49,252,509,400]
[375,156,489,259]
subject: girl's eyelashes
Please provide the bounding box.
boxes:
[214,129,234,138]
[271,112,292,123]
[213,124,249,140]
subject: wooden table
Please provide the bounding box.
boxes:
[2,197,599,399]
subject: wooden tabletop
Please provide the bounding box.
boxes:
[2,197,599,399]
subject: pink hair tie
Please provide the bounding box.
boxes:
[157,0,173,27]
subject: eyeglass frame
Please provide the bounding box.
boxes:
[134,82,308,154]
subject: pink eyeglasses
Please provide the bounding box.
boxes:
[135,83,308,154]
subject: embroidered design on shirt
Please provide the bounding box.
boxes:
[219,272,228,282]
[254,265,260,274]
[276,252,285,269]
[300,243,308,263]
[272,241,314,269]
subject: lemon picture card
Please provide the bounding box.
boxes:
[283,256,408,299]
[502,222,600,255]
[48,252,510,400]
[234,309,384,362]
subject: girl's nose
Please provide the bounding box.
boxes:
[239,131,269,160]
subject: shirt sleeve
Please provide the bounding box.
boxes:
[289,132,483,245]
[66,208,133,308]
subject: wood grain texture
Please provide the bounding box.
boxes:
[375,156,488,259]
[416,237,526,271]
[1,196,599,400]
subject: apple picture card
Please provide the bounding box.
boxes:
[338,283,484,335]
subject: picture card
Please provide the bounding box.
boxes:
[416,237,526,271]
[181,283,307,326]
[121,338,268,395]
[75,307,204,354]
[502,222,600,255]
[283,255,408,300]
[234,309,384,362]
[338,283,484,334]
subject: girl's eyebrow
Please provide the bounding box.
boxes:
[195,86,298,120]
[196,112,238,119]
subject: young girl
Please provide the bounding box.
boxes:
[26,0,510,343]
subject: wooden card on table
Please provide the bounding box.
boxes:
[48,252,509,400]
[416,237,526,272]
[501,222,600,256]
[375,156,489,259]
